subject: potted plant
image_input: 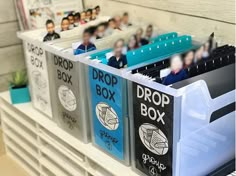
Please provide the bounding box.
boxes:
[9,70,31,104]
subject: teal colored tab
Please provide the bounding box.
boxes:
[126,35,192,67]
[151,32,178,44]
[89,34,192,68]
[90,48,112,60]
[90,32,179,62]
[101,57,108,64]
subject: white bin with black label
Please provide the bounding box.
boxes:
[126,44,235,176]
[79,34,193,165]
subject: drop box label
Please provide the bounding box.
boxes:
[89,66,124,160]
[133,83,174,176]
[49,54,80,132]
[25,42,52,117]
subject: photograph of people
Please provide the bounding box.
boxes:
[183,50,194,68]
[80,11,87,24]
[145,24,153,41]
[86,9,92,22]
[136,28,149,46]
[127,35,139,51]
[67,13,76,29]
[121,12,132,30]
[114,15,122,30]
[202,42,210,59]
[105,18,116,36]
[95,5,100,15]
[96,23,106,39]
[92,9,97,20]
[61,17,70,31]
[88,26,98,42]
[43,19,60,42]
[208,32,217,52]
[74,12,80,26]
[162,55,188,85]
[194,46,204,63]
[108,39,127,69]
[74,29,96,55]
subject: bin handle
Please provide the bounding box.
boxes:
[209,89,235,122]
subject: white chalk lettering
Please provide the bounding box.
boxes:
[140,103,166,125]
[137,85,170,108]
[142,153,167,173]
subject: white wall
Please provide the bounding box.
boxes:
[0,0,235,91]
[84,0,235,44]
[0,0,25,92]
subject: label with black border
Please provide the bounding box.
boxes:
[89,66,124,160]
[49,54,80,132]
[133,83,173,176]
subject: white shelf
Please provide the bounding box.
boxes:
[5,138,40,172]
[40,145,85,176]
[39,157,72,176]
[0,91,139,176]
[4,129,38,158]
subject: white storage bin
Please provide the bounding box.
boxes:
[17,16,110,119]
[79,34,193,165]
[43,26,140,143]
[126,48,235,176]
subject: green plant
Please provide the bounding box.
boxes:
[10,70,28,88]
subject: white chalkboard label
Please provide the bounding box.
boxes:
[133,83,174,176]
[25,42,52,118]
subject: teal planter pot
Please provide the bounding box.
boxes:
[9,85,31,104]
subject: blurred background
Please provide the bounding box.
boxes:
[0,0,235,92]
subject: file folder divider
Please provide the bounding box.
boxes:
[17,16,110,119]
[126,46,235,176]
[79,34,193,165]
[126,35,192,67]
[16,10,235,175]
[150,32,178,44]
[43,26,141,143]
[89,32,180,63]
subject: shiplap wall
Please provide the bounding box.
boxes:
[84,0,235,44]
[0,0,235,91]
[0,0,25,92]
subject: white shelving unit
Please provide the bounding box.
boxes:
[0,91,139,176]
